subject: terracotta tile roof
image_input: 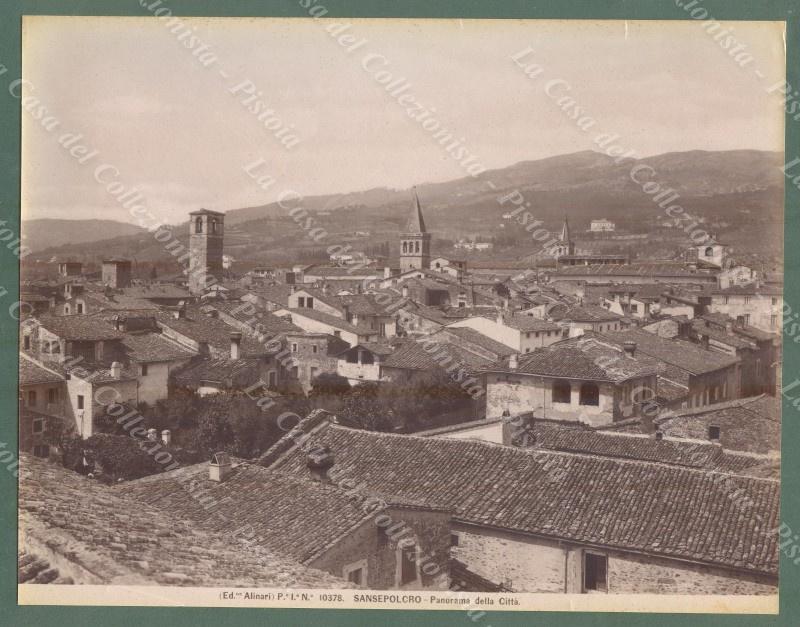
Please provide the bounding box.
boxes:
[80,292,158,311]
[656,375,690,403]
[19,455,346,588]
[286,308,367,334]
[657,396,780,455]
[339,293,388,316]
[121,285,192,300]
[436,327,516,357]
[156,306,272,357]
[553,263,716,278]
[19,354,65,386]
[483,336,662,383]
[383,340,490,371]
[209,301,303,334]
[548,304,623,323]
[712,284,782,296]
[119,461,395,564]
[172,356,265,388]
[690,320,757,350]
[528,421,765,473]
[121,332,196,363]
[699,314,778,343]
[18,551,74,584]
[245,284,295,306]
[600,328,740,375]
[265,424,779,575]
[304,266,380,278]
[500,314,562,332]
[36,314,123,341]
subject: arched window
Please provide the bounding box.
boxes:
[552,380,571,403]
[402,241,407,253]
[579,382,600,406]
[704,246,714,257]
[210,218,217,234]
[195,217,203,233]
[415,241,420,253]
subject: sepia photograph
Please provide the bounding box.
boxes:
[14,11,788,615]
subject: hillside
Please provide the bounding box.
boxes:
[25,149,784,269]
[21,219,145,253]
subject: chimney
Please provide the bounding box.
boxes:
[653,429,664,441]
[230,331,242,360]
[508,353,519,370]
[307,446,335,483]
[401,285,409,298]
[700,334,710,350]
[110,361,122,379]
[384,266,392,279]
[161,429,171,446]
[496,311,504,326]
[209,452,232,482]
[725,321,734,335]
[147,428,158,442]
[112,315,126,332]
[623,341,636,357]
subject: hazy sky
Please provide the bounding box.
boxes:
[21,17,785,224]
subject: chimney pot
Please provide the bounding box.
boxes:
[623,341,636,357]
[307,446,335,483]
[110,361,122,379]
[161,429,171,446]
[230,331,242,360]
[147,428,158,442]
[401,285,409,298]
[209,451,232,482]
[508,353,519,370]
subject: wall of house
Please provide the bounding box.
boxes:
[137,358,191,405]
[519,328,563,352]
[448,318,520,351]
[288,290,342,317]
[309,508,451,590]
[20,382,65,418]
[286,313,361,347]
[286,335,338,392]
[337,356,383,383]
[435,422,504,444]
[64,377,139,439]
[397,309,443,336]
[606,552,776,595]
[686,366,740,409]
[485,374,617,426]
[710,294,782,333]
[451,525,777,595]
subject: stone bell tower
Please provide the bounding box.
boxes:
[188,209,224,295]
[399,188,431,273]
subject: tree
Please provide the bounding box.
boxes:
[338,382,396,432]
[310,372,351,397]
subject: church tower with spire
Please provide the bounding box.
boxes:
[553,216,575,259]
[399,188,431,273]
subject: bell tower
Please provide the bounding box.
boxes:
[553,215,575,259]
[399,189,431,273]
[188,208,225,295]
